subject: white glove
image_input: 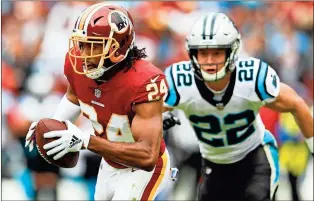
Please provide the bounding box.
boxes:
[43,120,91,160]
[25,122,38,152]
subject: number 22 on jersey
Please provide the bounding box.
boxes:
[190,110,256,147]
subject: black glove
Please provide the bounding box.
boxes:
[163,112,181,131]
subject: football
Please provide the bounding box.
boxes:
[35,118,79,168]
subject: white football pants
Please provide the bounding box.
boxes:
[94,149,171,200]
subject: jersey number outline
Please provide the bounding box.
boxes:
[79,100,132,140]
[146,78,168,101]
[238,60,254,82]
[176,63,192,87]
[189,110,256,147]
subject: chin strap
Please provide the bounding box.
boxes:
[200,65,228,82]
[86,58,124,80]
[193,55,228,82]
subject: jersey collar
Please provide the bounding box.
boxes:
[194,69,236,110]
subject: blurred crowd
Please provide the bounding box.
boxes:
[2,1,313,200]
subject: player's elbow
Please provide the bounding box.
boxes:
[141,150,159,172]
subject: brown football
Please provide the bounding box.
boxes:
[35,118,79,168]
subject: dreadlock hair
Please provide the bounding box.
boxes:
[123,45,148,71]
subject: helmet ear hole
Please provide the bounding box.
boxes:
[110,51,124,63]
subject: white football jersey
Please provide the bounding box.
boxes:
[164,57,280,164]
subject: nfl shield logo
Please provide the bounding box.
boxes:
[95,89,101,98]
[216,103,224,110]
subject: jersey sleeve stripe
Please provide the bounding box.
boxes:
[164,66,180,106]
[255,61,274,101]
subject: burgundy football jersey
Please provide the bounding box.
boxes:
[64,53,167,168]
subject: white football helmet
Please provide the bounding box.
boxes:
[185,12,241,82]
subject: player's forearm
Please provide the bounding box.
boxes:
[291,97,313,139]
[87,135,158,171]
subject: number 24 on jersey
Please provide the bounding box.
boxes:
[146,78,168,101]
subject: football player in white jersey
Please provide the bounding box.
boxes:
[163,12,313,201]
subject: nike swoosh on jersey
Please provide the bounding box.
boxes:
[150,75,160,83]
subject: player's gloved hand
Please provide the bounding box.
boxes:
[25,122,38,152]
[43,120,90,160]
[163,111,181,131]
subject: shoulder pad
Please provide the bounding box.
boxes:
[255,60,280,104]
[164,61,194,107]
[234,57,280,104]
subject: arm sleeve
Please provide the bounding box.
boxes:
[55,53,81,122]
[255,62,280,105]
[52,95,81,123]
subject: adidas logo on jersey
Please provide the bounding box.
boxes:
[69,136,82,148]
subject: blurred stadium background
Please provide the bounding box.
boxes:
[1,1,313,200]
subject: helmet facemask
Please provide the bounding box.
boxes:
[69,33,121,80]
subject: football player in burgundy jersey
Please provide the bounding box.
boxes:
[25,3,172,200]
